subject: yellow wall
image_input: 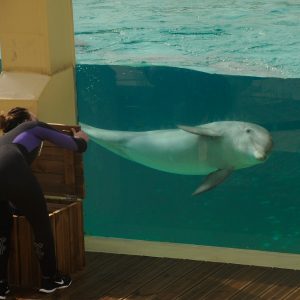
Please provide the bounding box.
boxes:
[0,0,77,124]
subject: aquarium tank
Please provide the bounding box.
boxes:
[72,0,300,254]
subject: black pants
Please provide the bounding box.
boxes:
[0,146,56,280]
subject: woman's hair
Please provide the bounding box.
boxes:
[0,107,31,133]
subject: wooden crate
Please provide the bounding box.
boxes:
[8,124,85,287]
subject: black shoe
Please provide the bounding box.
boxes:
[0,280,10,300]
[39,273,72,294]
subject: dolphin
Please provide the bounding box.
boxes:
[80,121,273,195]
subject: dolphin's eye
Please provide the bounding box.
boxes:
[246,128,251,133]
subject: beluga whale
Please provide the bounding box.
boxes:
[81,121,273,195]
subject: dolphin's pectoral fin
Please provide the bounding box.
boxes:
[192,168,234,196]
[177,125,222,138]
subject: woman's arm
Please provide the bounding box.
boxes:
[31,122,88,153]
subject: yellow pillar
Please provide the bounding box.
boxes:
[0,0,77,124]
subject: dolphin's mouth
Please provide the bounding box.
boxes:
[255,137,273,161]
[265,137,273,155]
[256,153,268,161]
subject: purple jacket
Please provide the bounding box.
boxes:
[0,121,87,164]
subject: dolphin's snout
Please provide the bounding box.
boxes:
[266,136,273,155]
[254,136,273,161]
[256,153,267,161]
[263,137,273,159]
[254,148,267,161]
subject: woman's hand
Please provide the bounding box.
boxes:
[71,128,89,142]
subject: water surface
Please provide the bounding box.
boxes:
[73,0,300,78]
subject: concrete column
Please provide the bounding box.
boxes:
[0,0,77,124]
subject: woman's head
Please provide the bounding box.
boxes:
[0,107,35,133]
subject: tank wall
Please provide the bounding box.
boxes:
[77,64,300,254]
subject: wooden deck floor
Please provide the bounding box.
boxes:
[8,251,300,300]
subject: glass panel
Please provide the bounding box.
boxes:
[73,1,300,254]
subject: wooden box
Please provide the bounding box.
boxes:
[8,124,85,287]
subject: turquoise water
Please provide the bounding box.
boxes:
[73,0,300,78]
[77,64,300,253]
[72,2,300,254]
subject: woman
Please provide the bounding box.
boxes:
[0,107,88,299]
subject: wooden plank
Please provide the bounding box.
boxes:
[77,252,126,282]
[32,147,65,161]
[98,257,184,300]
[257,269,300,299]
[99,256,162,300]
[71,201,85,270]
[76,201,85,269]
[34,174,77,196]
[34,173,66,185]
[68,203,76,273]
[230,268,298,300]
[69,202,80,273]
[200,265,268,299]
[49,123,81,133]
[173,263,242,300]
[31,160,65,174]
[65,254,144,299]
[283,287,300,300]
[34,169,83,197]
[90,256,170,299]
[76,183,85,198]
[47,202,67,212]
[154,261,222,300]
[49,212,56,246]
[8,216,20,286]
[17,216,40,287]
[64,150,76,190]
[53,206,71,274]
[111,259,200,300]
[32,157,83,178]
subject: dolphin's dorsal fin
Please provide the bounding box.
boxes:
[192,168,234,196]
[178,125,222,138]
